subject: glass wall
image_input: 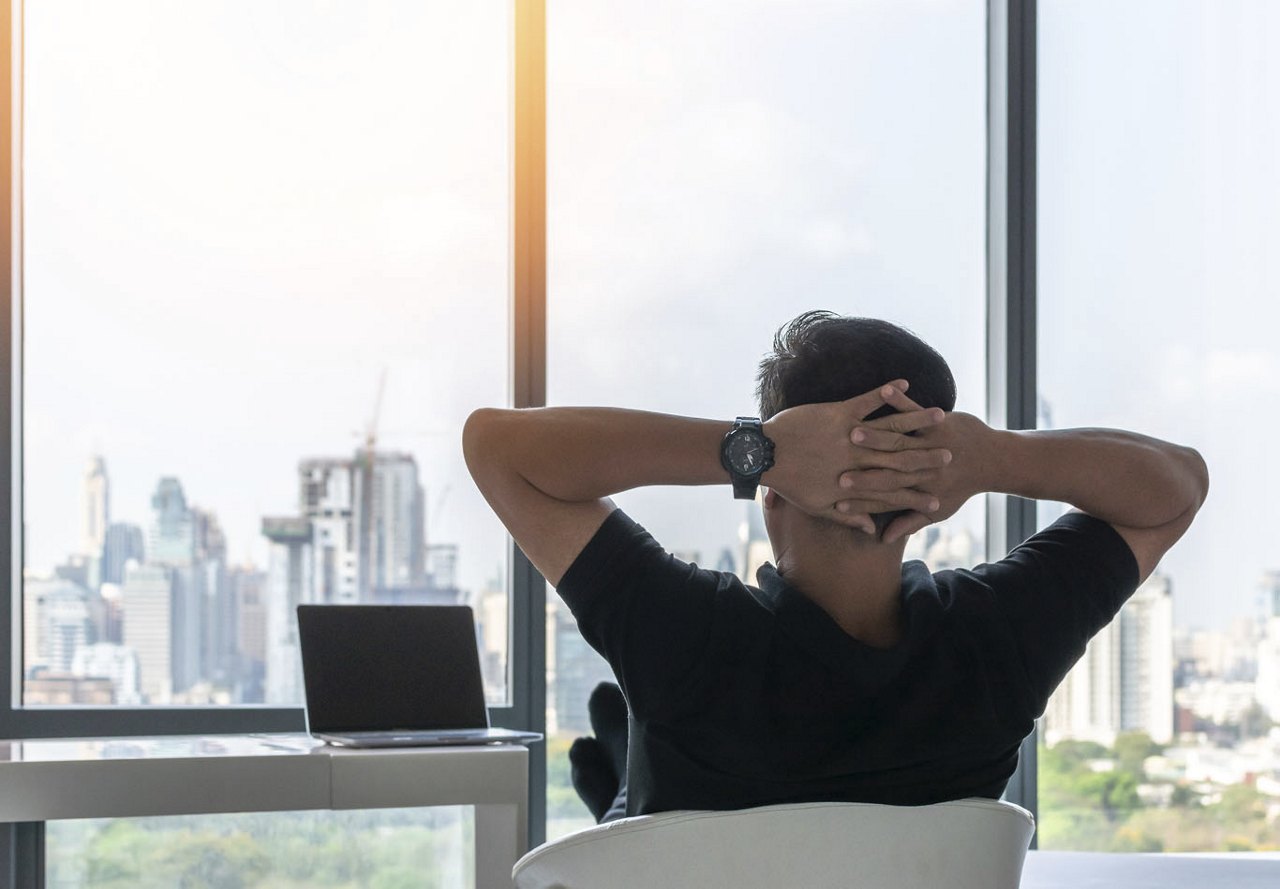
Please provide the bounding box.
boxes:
[545,0,987,836]
[1038,0,1280,851]
[20,1,512,708]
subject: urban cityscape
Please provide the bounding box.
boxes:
[22,447,1280,852]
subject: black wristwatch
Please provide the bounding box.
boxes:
[720,417,776,500]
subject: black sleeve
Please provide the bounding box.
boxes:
[555,508,719,720]
[962,512,1141,714]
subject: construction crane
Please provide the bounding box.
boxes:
[357,369,387,596]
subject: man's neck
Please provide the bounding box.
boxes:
[771,527,908,649]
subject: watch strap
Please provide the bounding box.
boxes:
[731,473,762,500]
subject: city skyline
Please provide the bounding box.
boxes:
[18,1,1279,634]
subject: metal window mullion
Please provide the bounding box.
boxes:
[0,823,43,889]
[510,0,548,850]
[987,0,1039,838]
[0,707,304,739]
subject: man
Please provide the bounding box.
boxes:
[463,311,1208,822]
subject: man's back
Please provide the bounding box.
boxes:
[557,508,1140,817]
[463,312,1207,823]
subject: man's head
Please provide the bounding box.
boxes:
[757,311,956,536]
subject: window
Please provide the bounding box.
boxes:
[6,0,1271,870]
[1038,0,1280,852]
[46,808,471,888]
[545,0,987,836]
[18,0,512,710]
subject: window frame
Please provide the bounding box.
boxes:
[0,0,1042,877]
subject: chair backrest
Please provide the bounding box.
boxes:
[513,798,1035,889]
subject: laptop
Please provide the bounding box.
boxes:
[297,604,541,748]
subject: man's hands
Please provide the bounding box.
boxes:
[867,409,995,543]
[761,381,956,535]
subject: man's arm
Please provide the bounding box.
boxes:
[463,384,951,585]
[877,413,1209,582]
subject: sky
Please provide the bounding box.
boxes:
[19,0,1280,632]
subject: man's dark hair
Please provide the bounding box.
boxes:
[756,311,957,534]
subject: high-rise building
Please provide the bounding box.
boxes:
[148,477,203,694]
[1044,573,1174,745]
[98,582,124,644]
[355,450,426,594]
[229,565,268,703]
[261,516,313,704]
[71,642,142,705]
[193,509,234,689]
[149,477,194,566]
[121,562,174,703]
[24,578,97,675]
[101,522,145,586]
[81,455,109,562]
[261,449,430,701]
[299,458,359,604]
[1119,574,1174,743]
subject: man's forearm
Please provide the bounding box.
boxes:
[465,407,730,503]
[988,428,1209,529]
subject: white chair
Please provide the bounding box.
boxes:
[512,798,1035,889]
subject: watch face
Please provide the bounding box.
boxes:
[725,430,769,475]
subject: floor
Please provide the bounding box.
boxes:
[1022,851,1280,888]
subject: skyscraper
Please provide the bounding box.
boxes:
[101,522,145,586]
[355,450,426,594]
[298,458,359,604]
[143,477,229,697]
[193,508,234,689]
[148,477,201,693]
[261,449,430,701]
[121,562,174,703]
[81,455,109,561]
[149,477,194,565]
[261,516,312,704]
[25,578,96,675]
[229,565,268,703]
[1119,574,1174,743]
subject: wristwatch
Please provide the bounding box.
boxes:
[720,417,776,500]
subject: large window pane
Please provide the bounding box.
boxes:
[1039,0,1280,851]
[20,2,512,707]
[546,0,987,837]
[46,807,471,888]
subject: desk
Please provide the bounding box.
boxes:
[0,734,530,889]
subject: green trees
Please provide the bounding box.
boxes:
[1039,733,1280,853]
[50,809,470,889]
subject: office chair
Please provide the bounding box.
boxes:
[513,797,1035,889]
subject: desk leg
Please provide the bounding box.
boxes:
[475,803,526,889]
[0,822,44,889]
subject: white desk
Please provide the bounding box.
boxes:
[0,734,530,889]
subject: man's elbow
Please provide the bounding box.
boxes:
[1183,446,1210,511]
[462,407,510,474]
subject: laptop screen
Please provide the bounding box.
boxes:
[298,605,489,734]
